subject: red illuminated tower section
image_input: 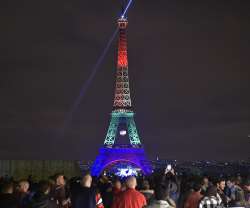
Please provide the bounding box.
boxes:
[113,18,131,108]
[117,19,128,68]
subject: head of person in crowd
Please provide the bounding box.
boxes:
[113,179,122,190]
[154,184,170,201]
[193,179,203,193]
[81,173,92,188]
[120,181,127,191]
[201,176,209,194]
[216,178,226,191]
[100,173,109,184]
[48,176,56,186]
[18,180,29,193]
[202,176,209,188]
[126,176,137,189]
[226,177,235,189]
[141,180,151,190]
[55,173,65,186]
[1,181,14,194]
[105,181,113,193]
[243,179,250,191]
[205,185,218,197]
[37,180,51,195]
[235,175,242,186]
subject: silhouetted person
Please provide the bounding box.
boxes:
[28,180,57,208]
[16,180,32,208]
[0,181,18,208]
[146,184,176,208]
[140,180,154,204]
[71,173,104,208]
[53,174,70,208]
[243,178,250,208]
[184,180,203,208]
[216,178,228,207]
[201,177,210,195]
[229,177,246,207]
[198,186,222,208]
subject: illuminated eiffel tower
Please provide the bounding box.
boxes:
[91,14,152,176]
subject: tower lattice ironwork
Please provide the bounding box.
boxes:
[91,15,152,176]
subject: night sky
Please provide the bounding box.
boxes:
[1,0,250,160]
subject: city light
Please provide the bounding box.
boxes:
[116,167,137,177]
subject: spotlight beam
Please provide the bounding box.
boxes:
[63,0,134,133]
[63,28,118,130]
[121,0,133,18]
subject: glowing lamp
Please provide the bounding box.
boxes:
[119,130,127,136]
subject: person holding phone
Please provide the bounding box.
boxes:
[163,165,180,204]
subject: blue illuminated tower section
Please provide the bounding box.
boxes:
[91,16,152,176]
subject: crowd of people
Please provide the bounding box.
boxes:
[0,168,250,208]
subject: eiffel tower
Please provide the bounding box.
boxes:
[91,13,152,176]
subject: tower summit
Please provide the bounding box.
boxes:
[91,11,152,176]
